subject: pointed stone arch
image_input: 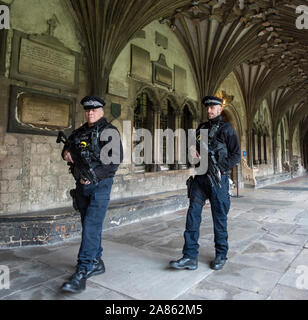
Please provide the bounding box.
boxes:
[134,85,160,112]
[160,93,181,114]
[180,99,199,123]
[223,103,243,139]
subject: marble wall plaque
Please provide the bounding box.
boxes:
[152,54,173,89]
[154,65,172,87]
[10,30,79,91]
[19,95,70,128]
[19,38,75,86]
[8,86,75,136]
[131,45,151,82]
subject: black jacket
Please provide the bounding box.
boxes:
[196,115,241,173]
[63,117,123,180]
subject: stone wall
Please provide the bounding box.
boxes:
[0,4,197,216]
[0,0,86,215]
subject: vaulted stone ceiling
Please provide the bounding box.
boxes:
[286,101,307,149]
[234,63,295,123]
[161,0,272,98]
[266,87,307,171]
[67,0,308,126]
[160,0,308,118]
[66,0,192,94]
[233,63,296,166]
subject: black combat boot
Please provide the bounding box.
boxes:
[210,256,227,270]
[85,258,105,279]
[169,257,198,270]
[61,270,87,293]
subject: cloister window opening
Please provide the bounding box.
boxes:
[161,100,176,170]
[258,133,262,164]
[133,92,154,172]
[182,105,193,168]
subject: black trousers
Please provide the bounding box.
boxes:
[183,174,231,259]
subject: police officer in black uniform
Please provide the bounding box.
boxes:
[61,96,123,293]
[170,96,241,271]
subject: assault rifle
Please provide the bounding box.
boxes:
[196,125,228,188]
[57,131,99,185]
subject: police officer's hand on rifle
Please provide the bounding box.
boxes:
[63,149,90,185]
[63,150,74,164]
[190,145,200,159]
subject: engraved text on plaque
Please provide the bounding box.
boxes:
[19,38,75,86]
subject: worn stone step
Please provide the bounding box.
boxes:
[0,189,188,248]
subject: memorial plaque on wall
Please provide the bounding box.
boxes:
[131,45,151,82]
[152,54,173,89]
[10,30,79,91]
[8,86,76,136]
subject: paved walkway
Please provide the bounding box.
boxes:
[0,176,308,300]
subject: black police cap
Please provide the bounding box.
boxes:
[202,96,223,107]
[81,96,106,110]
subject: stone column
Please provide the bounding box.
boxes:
[153,110,161,172]
[254,133,259,165]
[266,135,270,164]
[260,134,264,164]
[174,111,181,169]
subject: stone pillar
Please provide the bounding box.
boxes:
[266,135,270,164]
[260,134,264,164]
[174,111,181,169]
[254,133,259,165]
[153,110,161,172]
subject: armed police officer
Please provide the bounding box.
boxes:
[60,96,123,293]
[170,96,241,271]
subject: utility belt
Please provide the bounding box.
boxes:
[186,168,231,199]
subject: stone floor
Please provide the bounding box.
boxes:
[0,176,308,300]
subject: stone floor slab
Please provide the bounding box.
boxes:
[205,262,282,297]
[0,261,64,299]
[268,284,308,300]
[2,283,72,300]
[278,266,308,292]
[42,274,131,300]
[230,239,302,272]
[34,243,80,274]
[0,175,307,300]
[89,240,213,300]
[176,279,267,300]
[290,248,308,268]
